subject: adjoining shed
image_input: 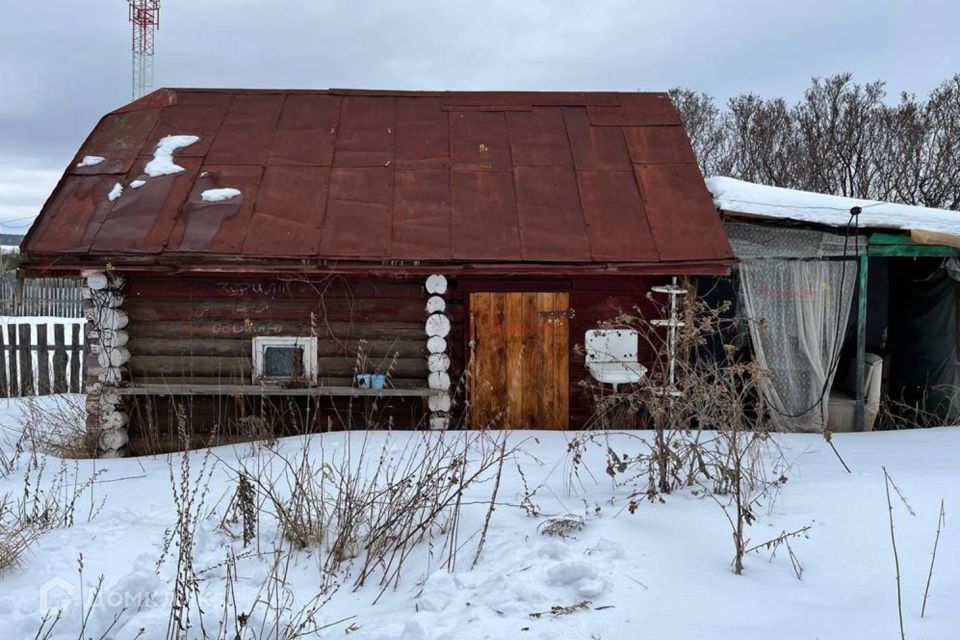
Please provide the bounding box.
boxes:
[708,177,960,433]
[22,88,733,455]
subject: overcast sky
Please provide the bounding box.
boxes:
[1,0,958,232]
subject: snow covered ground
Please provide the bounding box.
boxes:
[0,395,957,639]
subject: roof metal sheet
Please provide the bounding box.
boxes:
[514,165,590,261]
[635,164,732,262]
[449,110,512,171]
[451,169,521,260]
[23,88,733,267]
[268,94,340,166]
[334,96,395,168]
[577,170,660,262]
[74,108,162,175]
[393,169,451,260]
[623,126,699,165]
[206,94,284,165]
[91,157,202,254]
[506,108,572,166]
[395,97,449,170]
[563,107,632,171]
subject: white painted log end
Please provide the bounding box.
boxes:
[100,411,128,431]
[428,371,451,391]
[425,274,448,295]
[427,353,451,372]
[93,291,125,309]
[86,273,109,291]
[428,414,450,431]
[425,295,446,314]
[425,313,451,338]
[99,425,129,450]
[100,329,129,349]
[427,336,447,354]
[428,393,452,412]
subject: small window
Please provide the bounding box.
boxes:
[252,337,317,384]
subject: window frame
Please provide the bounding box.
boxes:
[251,336,318,384]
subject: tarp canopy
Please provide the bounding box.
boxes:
[708,177,960,246]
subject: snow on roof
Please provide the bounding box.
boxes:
[107,182,123,202]
[76,155,105,168]
[143,134,199,177]
[201,187,241,203]
[707,176,960,239]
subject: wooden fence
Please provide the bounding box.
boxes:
[1,275,85,317]
[0,318,86,397]
[18,277,85,317]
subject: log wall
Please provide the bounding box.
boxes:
[123,274,464,452]
[121,272,672,452]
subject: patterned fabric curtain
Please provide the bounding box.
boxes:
[738,259,857,432]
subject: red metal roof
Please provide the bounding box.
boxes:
[24,88,733,267]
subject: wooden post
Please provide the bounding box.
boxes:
[37,324,50,395]
[0,325,7,397]
[69,323,81,393]
[18,323,33,396]
[855,254,869,432]
[6,324,18,398]
[53,323,67,394]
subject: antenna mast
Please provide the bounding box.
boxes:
[128,1,160,100]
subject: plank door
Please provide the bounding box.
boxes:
[468,292,569,429]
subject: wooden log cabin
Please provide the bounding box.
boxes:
[20,88,734,456]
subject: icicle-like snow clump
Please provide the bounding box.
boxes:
[107,183,123,202]
[201,188,241,202]
[144,135,199,177]
[76,155,105,167]
[130,179,146,189]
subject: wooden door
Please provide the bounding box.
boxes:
[468,292,569,429]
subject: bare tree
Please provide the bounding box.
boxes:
[670,72,960,211]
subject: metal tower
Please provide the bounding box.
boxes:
[128,1,160,100]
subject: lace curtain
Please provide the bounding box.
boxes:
[739,259,857,432]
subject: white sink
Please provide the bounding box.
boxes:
[586,361,647,390]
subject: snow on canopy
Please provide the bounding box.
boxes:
[707,176,960,240]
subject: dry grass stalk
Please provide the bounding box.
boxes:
[883,466,907,640]
[18,395,97,459]
[1,449,104,575]
[537,515,586,539]
[228,429,514,602]
[528,600,592,619]
[921,498,946,618]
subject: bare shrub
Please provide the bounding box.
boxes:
[0,451,105,575]
[232,430,513,600]
[573,285,808,575]
[673,73,960,211]
[157,408,217,640]
[18,395,96,459]
[32,557,145,640]
[537,515,585,539]
[206,543,342,640]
